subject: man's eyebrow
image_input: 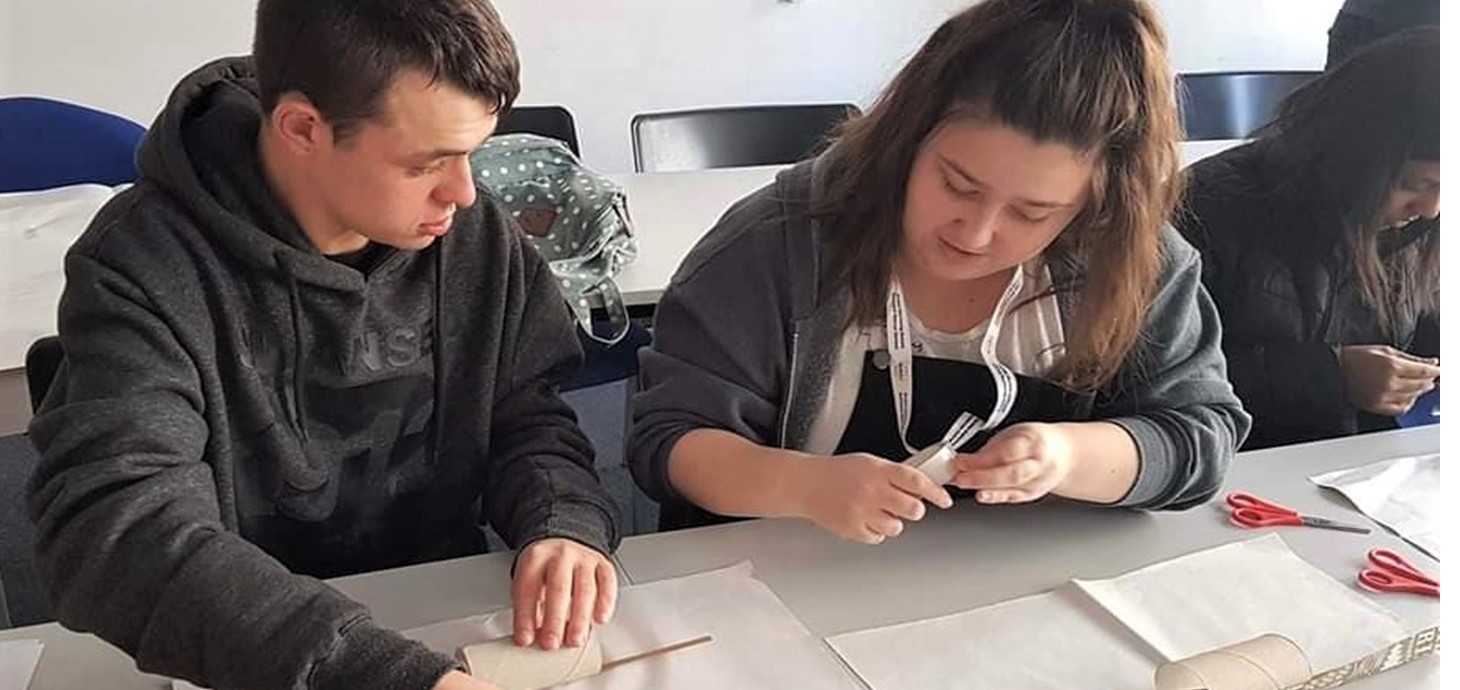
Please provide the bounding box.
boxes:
[410,146,474,161]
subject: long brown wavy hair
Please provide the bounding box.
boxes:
[812,0,1183,392]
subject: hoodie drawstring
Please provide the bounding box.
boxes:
[276,250,310,441]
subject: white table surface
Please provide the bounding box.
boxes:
[2,425,1438,689]
[614,426,1442,690]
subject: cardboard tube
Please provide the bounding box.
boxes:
[1154,634,1311,690]
[458,633,603,690]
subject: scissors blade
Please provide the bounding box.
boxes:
[1300,516,1372,534]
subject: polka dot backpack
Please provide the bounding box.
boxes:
[470,134,638,344]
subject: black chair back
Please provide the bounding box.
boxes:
[1178,71,1321,141]
[495,105,580,156]
[631,103,860,173]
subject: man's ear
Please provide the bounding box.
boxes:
[268,92,331,156]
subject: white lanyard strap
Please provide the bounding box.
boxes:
[884,267,1025,455]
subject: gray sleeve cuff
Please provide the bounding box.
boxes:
[1106,415,1177,509]
[512,498,620,557]
[309,616,459,690]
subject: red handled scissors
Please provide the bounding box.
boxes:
[1225,492,1371,534]
[1358,549,1440,597]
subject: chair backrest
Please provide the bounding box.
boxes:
[1177,71,1321,141]
[25,337,63,414]
[0,97,146,192]
[1397,386,1439,428]
[494,105,581,156]
[631,103,861,173]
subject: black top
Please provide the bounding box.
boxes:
[1339,0,1439,27]
[1176,141,1438,450]
[326,241,392,273]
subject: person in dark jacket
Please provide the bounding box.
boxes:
[630,0,1249,541]
[1178,28,1439,451]
[1327,0,1439,68]
[25,2,620,690]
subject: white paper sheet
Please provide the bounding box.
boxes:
[1311,453,1440,560]
[828,536,1410,690]
[828,586,1161,690]
[1075,534,1409,672]
[406,562,858,690]
[0,639,43,690]
[177,562,858,690]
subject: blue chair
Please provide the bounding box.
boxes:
[0,96,146,193]
[1397,387,1439,428]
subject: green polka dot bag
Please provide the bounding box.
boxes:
[470,134,639,344]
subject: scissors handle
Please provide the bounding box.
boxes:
[1358,570,1441,597]
[1229,507,1302,528]
[1369,549,1440,586]
[1226,491,1292,514]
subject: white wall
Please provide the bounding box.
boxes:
[4,0,255,129]
[1,0,1344,172]
[0,0,12,91]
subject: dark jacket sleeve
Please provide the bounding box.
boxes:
[1177,198,1360,448]
[27,248,455,690]
[1100,230,1252,510]
[1222,342,1357,446]
[484,234,622,555]
[627,190,791,510]
[1409,311,1440,359]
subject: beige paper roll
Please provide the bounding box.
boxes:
[1154,634,1312,690]
[907,444,957,485]
[457,633,603,690]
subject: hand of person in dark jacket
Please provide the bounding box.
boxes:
[433,670,504,690]
[512,538,618,651]
[1338,345,1441,416]
[793,453,953,545]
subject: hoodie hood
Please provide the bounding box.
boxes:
[136,56,392,291]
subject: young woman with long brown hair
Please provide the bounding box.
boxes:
[630,0,1250,541]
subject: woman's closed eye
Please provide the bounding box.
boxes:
[1010,207,1054,224]
[942,170,979,197]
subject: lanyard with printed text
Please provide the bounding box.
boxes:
[884,267,1024,456]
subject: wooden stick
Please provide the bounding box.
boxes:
[601,635,714,671]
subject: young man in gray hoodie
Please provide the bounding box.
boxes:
[25,2,619,689]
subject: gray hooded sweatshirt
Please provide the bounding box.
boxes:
[630,159,1251,528]
[26,57,619,690]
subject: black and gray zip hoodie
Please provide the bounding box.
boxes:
[26,57,620,690]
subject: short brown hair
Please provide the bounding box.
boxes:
[814,0,1183,392]
[254,0,521,140]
